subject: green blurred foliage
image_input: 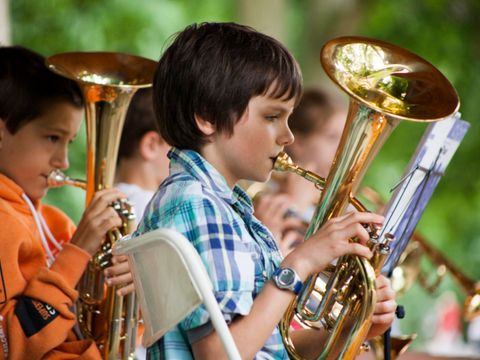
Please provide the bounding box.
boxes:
[356,0,480,346]
[10,0,480,350]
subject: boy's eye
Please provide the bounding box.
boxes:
[265,115,279,121]
[47,135,60,143]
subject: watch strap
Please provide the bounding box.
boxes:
[292,277,303,295]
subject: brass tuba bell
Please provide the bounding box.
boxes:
[46,52,157,359]
[275,36,459,359]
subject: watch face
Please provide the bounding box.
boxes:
[279,269,295,286]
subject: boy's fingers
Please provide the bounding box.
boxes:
[98,210,123,231]
[111,255,128,264]
[333,222,370,245]
[376,287,396,303]
[348,243,372,259]
[116,283,135,296]
[343,212,384,228]
[90,189,126,207]
[73,207,123,253]
[86,189,128,218]
[329,211,384,229]
[374,299,397,314]
[371,312,395,325]
[328,211,354,223]
[105,272,133,286]
[375,274,391,289]
[104,261,130,277]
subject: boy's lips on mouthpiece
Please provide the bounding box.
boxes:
[270,157,277,168]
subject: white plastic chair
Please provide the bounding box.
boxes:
[114,228,242,360]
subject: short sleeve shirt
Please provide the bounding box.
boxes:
[135,147,288,359]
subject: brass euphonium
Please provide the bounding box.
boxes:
[274,37,459,359]
[46,52,157,359]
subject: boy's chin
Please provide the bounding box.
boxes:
[26,188,48,203]
[252,171,272,183]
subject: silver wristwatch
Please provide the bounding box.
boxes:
[272,267,303,295]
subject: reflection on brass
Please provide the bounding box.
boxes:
[48,169,86,190]
[370,333,417,360]
[47,51,156,360]
[276,36,459,359]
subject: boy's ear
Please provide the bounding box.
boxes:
[139,131,162,161]
[194,114,215,136]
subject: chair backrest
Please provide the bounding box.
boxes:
[114,228,241,360]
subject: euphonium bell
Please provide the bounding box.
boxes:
[275,36,459,359]
[46,52,157,359]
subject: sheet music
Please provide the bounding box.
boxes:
[380,113,470,274]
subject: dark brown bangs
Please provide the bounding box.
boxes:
[254,50,303,105]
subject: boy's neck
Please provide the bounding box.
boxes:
[198,147,237,189]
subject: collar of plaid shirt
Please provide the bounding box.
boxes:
[167,147,255,218]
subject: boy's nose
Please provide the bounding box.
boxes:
[52,147,69,170]
[277,124,295,146]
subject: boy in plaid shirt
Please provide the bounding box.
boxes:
[136,22,396,359]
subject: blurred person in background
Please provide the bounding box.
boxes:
[116,87,171,221]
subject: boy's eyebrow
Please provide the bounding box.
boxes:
[43,125,72,135]
[263,105,294,114]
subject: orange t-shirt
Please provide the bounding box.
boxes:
[0,174,101,359]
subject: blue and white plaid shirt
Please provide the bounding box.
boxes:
[135,147,288,359]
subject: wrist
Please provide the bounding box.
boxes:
[280,253,310,282]
[70,236,96,256]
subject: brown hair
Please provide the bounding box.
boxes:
[153,22,303,152]
[0,46,83,134]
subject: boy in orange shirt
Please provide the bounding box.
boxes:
[0,46,131,359]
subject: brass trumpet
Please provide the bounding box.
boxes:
[47,52,157,359]
[275,36,459,359]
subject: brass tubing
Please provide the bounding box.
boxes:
[276,35,459,359]
[46,51,157,359]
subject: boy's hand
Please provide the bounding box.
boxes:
[281,211,384,279]
[104,255,135,296]
[366,275,397,339]
[70,188,126,255]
